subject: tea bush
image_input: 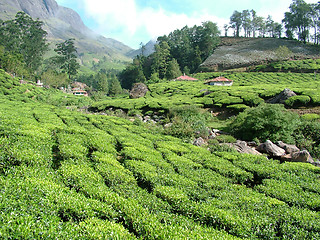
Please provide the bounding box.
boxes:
[229,103,301,143]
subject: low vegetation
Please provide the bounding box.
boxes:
[1,70,320,239]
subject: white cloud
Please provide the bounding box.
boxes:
[79,0,320,48]
[80,0,227,48]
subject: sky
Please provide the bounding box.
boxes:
[55,0,319,49]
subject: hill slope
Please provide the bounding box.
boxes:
[0,0,132,63]
[1,69,320,239]
[200,38,320,71]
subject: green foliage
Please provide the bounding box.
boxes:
[229,103,301,143]
[285,95,311,107]
[165,105,211,140]
[53,39,80,79]
[41,69,69,88]
[0,12,48,74]
[1,68,320,238]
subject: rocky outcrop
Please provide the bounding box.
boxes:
[227,140,262,155]
[268,88,297,104]
[276,141,300,154]
[130,83,149,99]
[256,140,286,157]
[193,137,207,147]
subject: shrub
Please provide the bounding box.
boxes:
[301,113,320,121]
[229,103,301,143]
[285,95,311,107]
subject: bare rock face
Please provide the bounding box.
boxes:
[193,137,207,147]
[276,141,300,154]
[268,88,296,104]
[291,150,314,163]
[256,140,286,157]
[129,83,149,99]
[228,140,262,155]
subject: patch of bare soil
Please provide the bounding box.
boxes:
[289,106,320,115]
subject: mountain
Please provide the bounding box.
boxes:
[127,39,157,58]
[0,0,133,66]
[199,37,320,71]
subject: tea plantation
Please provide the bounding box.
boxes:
[1,69,320,239]
[91,71,320,114]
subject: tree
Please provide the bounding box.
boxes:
[41,69,68,88]
[166,58,182,80]
[309,3,320,44]
[54,39,80,79]
[266,15,275,37]
[151,41,171,79]
[109,76,122,96]
[119,64,146,89]
[283,0,311,43]
[230,11,242,37]
[241,10,251,37]
[0,12,48,73]
[95,72,109,93]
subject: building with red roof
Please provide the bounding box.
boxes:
[174,74,198,81]
[205,76,233,86]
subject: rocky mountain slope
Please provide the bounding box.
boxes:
[127,39,157,58]
[0,0,132,63]
[200,37,320,71]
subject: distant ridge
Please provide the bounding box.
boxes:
[200,37,320,71]
[127,39,157,58]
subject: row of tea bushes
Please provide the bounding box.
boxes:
[1,73,320,239]
[91,72,320,114]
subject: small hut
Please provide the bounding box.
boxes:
[174,74,198,81]
[205,76,233,86]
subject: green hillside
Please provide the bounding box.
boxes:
[1,68,320,239]
[92,71,320,113]
[200,38,320,71]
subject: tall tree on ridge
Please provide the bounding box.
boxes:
[230,10,243,37]
[54,39,80,80]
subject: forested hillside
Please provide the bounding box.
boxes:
[1,69,320,239]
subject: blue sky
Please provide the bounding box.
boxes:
[55,0,319,49]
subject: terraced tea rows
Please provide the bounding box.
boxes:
[1,78,320,238]
[91,72,320,113]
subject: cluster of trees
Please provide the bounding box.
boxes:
[119,21,220,89]
[283,0,320,44]
[0,12,48,77]
[227,10,282,38]
[78,70,123,97]
[228,0,320,44]
[0,12,80,88]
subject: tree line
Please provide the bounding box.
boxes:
[119,21,220,89]
[227,0,320,44]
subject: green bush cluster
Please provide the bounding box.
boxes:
[1,69,320,239]
[229,103,301,143]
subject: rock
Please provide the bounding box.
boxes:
[276,141,300,154]
[193,137,207,147]
[256,140,286,157]
[129,83,149,99]
[247,141,258,147]
[268,88,297,104]
[228,140,262,155]
[312,161,320,167]
[291,150,314,163]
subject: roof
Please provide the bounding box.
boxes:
[175,75,198,81]
[72,90,87,93]
[205,76,233,83]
